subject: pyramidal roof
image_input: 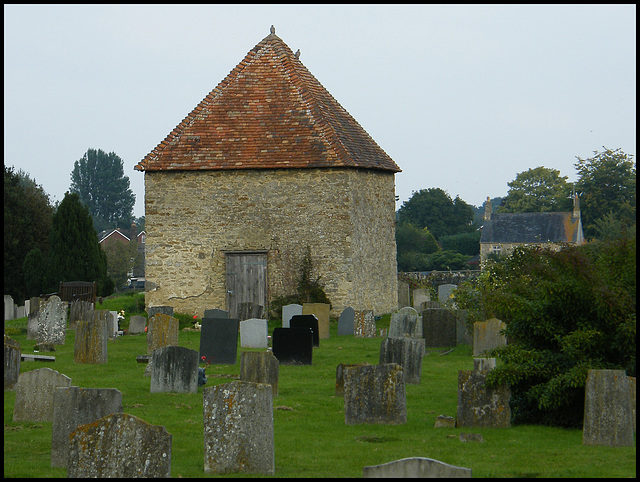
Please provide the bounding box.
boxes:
[135,27,401,173]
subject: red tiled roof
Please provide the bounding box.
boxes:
[135,27,401,173]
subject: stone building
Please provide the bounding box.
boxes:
[134,27,401,318]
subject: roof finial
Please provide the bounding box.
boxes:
[294,49,300,59]
[270,25,275,34]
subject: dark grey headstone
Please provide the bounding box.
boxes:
[238,302,264,321]
[148,305,173,318]
[199,317,239,365]
[389,306,421,339]
[422,308,457,348]
[150,345,199,394]
[290,314,319,347]
[204,308,229,319]
[272,327,313,365]
[337,306,355,336]
[379,337,425,384]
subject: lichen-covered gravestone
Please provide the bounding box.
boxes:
[146,313,179,355]
[74,310,109,364]
[13,367,71,422]
[379,337,425,385]
[302,302,330,340]
[473,318,506,356]
[150,345,199,394]
[37,295,67,345]
[128,315,147,334]
[203,381,274,475]
[240,351,279,397]
[389,306,422,339]
[354,310,376,338]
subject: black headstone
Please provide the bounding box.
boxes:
[199,317,239,365]
[290,314,319,347]
[203,309,229,319]
[272,327,313,365]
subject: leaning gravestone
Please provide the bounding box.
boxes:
[389,307,422,339]
[4,335,21,390]
[354,310,377,338]
[282,303,302,328]
[128,315,147,334]
[37,295,67,345]
[51,386,123,467]
[240,318,268,348]
[68,413,171,478]
[74,310,109,364]
[150,346,199,394]
[422,308,457,348]
[363,457,472,478]
[203,381,274,475]
[240,351,279,397]
[473,318,507,356]
[199,317,239,364]
[302,303,330,340]
[27,297,43,340]
[343,363,407,425]
[379,337,425,384]
[290,314,319,347]
[146,313,179,355]
[148,305,173,318]
[337,306,355,336]
[13,367,71,422]
[272,327,313,365]
[582,369,634,446]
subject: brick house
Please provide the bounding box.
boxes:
[134,27,401,318]
[479,194,586,264]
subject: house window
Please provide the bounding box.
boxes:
[140,234,146,244]
[491,245,502,255]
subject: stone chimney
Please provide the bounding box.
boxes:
[484,196,492,221]
[130,222,137,242]
[572,193,580,219]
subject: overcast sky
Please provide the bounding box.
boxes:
[4,4,636,218]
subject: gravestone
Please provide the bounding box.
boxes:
[457,358,511,428]
[337,306,355,336]
[27,297,43,340]
[68,413,171,478]
[199,317,239,364]
[397,280,410,310]
[290,314,319,346]
[240,351,279,397]
[363,457,472,478]
[68,300,93,330]
[343,363,407,425]
[150,346,199,394]
[412,289,430,314]
[379,337,425,384]
[146,313,179,355]
[354,310,376,338]
[108,311,119,338]
[239,318,268,348]
[128,315,147,334]
[335,363,370,396]
[148,305,173,318]
[272,327,313,365]
[238,301,264,321]
[37,295,67,345]
[204,308,229,319]
[422,308,457,348]
[4,294,15,321]
[74,310,109,364]
[203,381,274,475]
[389,307,422,339]
[13,367,71,422]
[434,415,456,428]
[629,376,636,433]
[4,335,21,390]
[582,369,634,446]
[455,309,473,346]
[282,303,302,328]
[438,283,457,305]
[473,318,507,356]
[302,302,330,340]
[51,387,123,467]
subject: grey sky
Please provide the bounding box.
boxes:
[4,4,636,218]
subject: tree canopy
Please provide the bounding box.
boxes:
[497,166,573,213]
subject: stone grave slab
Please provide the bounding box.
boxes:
[412,289,430,313]
[473,318,506,356]
[354,310,376,338]
[74,310,109,364]
[146,313,179,355]
[379,337,425,384]
[13,367,71,422]
[150,345,199,394]
[128,315,147,334]
[335,363,370,396]
[68,300,93,330]
[204,308,229,319]
[422,308,457,348]
[302,303,330,340]
[290,314,319,346]
[240,351,279,397]
[199,317,239,365]
[363,457,471,478]
[21,354,55,362]
[337,306,355,336]
[148,305,173,318]
[271,327,313,365]
[457,360,511,428]
[27,297,43,340]
[239,318,268,348]
[389,307,421,339]
[438,283,457,305]
[282,303,302,328]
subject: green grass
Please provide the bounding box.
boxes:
[4,296,636,478]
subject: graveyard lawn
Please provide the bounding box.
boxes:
[3,311,635,478]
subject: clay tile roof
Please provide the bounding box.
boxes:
[135,27,401,173]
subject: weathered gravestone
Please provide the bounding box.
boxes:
[147,313,179,355]
[438,283,457,306]
[282,303,302,328]
[13,367,71,422]
[379,337,425,384]
[271,327,313,365]
[412,289,430,314]
[68,413,171,478]
[335,363,370,396]
[108,310,119,338]
[199,316,239,364]
[302,302,330,340]
[473,318,506,356]
[68,300,93,330]
[422,308,457,348]
[290,314,319,347]
[27,297,43,340]
[240,351,279,397]
[434,415,456,428]
[4,294,15,321]
[148,305,173,318]
[203,381,274,475]
[37,295,67,345]
[389,307,422,339]
[51,387,123,467]
[238,301,264,321]
[74,310,109,364]
[457,358,510,428]
[4,334,21,390]
[397,280,410,310]
[204,308,229,319]
[363,457,472,478]
[150,345,199,394]
[354,309,377,338]
[344,363,407,425]
[128,315,147,334]
[240,318,268,348]
[582,369,634,446]
[337,306,355,336]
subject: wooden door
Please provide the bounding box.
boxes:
[225,252,267,320]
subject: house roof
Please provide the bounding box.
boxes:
[135,26,400,174]
[98,229,130,244]
[480,212,584,245]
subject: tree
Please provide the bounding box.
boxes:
[70,148,135,233]
[574,147,636,239]
[102,237,138,289]
[4,166,55,303]
[45,192,112,296]
[397,188,475,239]
[497,166,573,213]
[395,222,440,272]
[440,231,481,256]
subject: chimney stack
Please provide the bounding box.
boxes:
[484,196,492,221]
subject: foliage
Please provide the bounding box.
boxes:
[574,147,636,239]
[454,237,636,427]
[70,148,136,234]
[22,248,47,300]
[102,237,138,289]
[396,222,441,271]
[4,166,55,303]
[497,166,573,213]
[45,192,113,297]
[440,230,481,256]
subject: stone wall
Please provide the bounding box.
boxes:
[143,167,398,316]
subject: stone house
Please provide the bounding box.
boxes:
[134,27,401,318]
[479,195,586,264]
